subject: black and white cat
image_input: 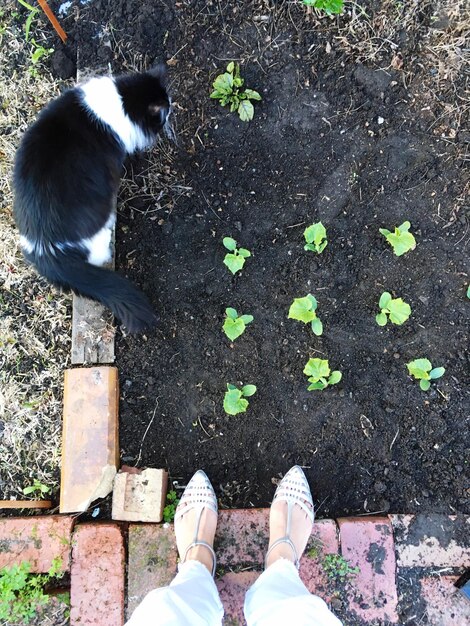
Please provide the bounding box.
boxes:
[13,67,170,332]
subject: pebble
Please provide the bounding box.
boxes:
[374,481,387,494]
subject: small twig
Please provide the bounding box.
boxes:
[389,428,399,451]
[135,398,159,466]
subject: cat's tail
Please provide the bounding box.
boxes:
[34,253,157,333]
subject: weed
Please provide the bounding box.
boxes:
[223,308,253,341]
[16,1,54,76]
[407,359,445,391]
[163,490,179,523]
[376,292,411,326]
[210,62,261,122]
[323,553,359,579]
[288,294,323,336]
[23,479,51,497]
[223,237,251,275]
[224,384,257,415]
[304,222,327,254]
[304,358,342,391]
[466,285,470,299]
[379,221,416,256]
[0,557,63,623]
[303,0,344,16]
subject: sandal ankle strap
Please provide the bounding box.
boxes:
[182,540,217,577]
[265,537,299,570]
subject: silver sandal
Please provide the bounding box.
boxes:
[265,465,315,570]
[174,470,218,577]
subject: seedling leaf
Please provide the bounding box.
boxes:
[304,222,328,254]
[379,292,392,309]
[238,248,251,258]
[243,88,262,100]
[242,384,257,397]
[224,254,245,274]
[376,312,388,326]
[238,99,254,122]
[429,367,445,380]
[224,389,249,415]
[308,381,326,390]
[311,318,323,336]
[420,379,431,391]
[223,237,237,251]
[328,371,342,385]
[380,221,416,256]
[226,307,238,319]
[289,296,317,324]
[240,315,254,325]
[223,317,245,341]
[387,298,411,325]
[304,358,330,380]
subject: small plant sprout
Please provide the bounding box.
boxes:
[210,62,262,122]
[163,490,179,523]
[304,222,327,254]
[323,553,359,580]
[376,292,411,326]
[223,308,254,341]
[23,479,51,498]
[288,295,323,336]
[466,284,470,299]
[304,358,342,391]
[379,221,416,256]
[223,384,257,415]
[302,0,344,16]
[406,359,445,391]
[223,237,251,275]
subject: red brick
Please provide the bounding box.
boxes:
[216,509,269,567]
[300,519,340,598]
[420,575,470,625]
[0,515,73,573]
[126,524,177,620]
[338,517,399,623]
[217,571,258,623]
[390,514,470,568]
[70,523,125,626]
[60,367,119,513]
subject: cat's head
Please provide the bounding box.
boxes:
[115,67,171,138]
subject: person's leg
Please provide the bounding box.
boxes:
[244,466,342,626]
[126,470,224,626]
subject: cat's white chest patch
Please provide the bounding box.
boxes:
[81,213,115,266]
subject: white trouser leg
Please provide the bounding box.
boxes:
[244,559,343,626]
[125,560,224,626]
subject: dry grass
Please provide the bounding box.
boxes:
[0,2,72,501]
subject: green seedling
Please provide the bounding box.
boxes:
[223,308,254,341]
[223,384,257,415]
[23,479,51,498]
[323,553,359,580]
[17,0,38,41]
[0,557,63,623]
[210,62,262,122]
[304,358,342,391]
[16,1,54,76]
[376,292,411,326]
[223,237,251,275]
[379,221,416,256]
[303,0,344,16]
[288,294,323,336]
[407,359,445,391]
[304,222,327,253]
[466,284,470,299]
[163,490,179,523]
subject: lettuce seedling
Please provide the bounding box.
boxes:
[223,237,251,274]
[210,62,262,122]
[304,222,327,253]
[407,359,445,391]
[288,294,323,336]
[223,384,257,415]
[379,221,416,256]
[304,358,342,391]
[223,308,254,341]
[376,292,411,326]
[303,0,344,15]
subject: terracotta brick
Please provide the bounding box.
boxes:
[300,519,340,598]
[217,571,258,623]
[216,509,269,567]
[112,468,168,522]
[420,575,470,625]
[70,523,125,626]
[0,515,73,573]
[390,514,470,568]
[60,367,119,513]
[338,517,399,623]
[126,524,178,619]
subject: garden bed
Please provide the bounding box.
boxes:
[66,0,469,517]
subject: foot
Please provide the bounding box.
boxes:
[265,498,313,568]
[265,466,314,569]
[174,471,218,575]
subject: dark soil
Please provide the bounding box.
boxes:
[63,1,468,518]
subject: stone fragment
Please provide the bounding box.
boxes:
[112,468,168,522]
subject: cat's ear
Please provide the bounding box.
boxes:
[147,63,167,84]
